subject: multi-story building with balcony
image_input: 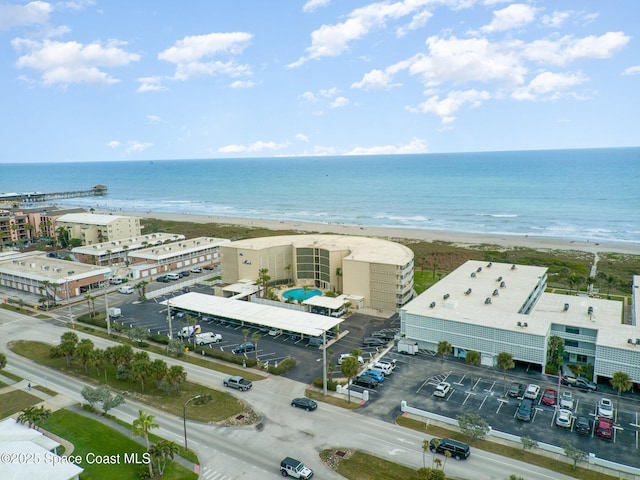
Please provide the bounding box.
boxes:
[221,234,415,312]
[56,213,141,245]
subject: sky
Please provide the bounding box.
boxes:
[1,0,638,163]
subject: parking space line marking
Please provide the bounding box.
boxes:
[478,395,488,410]
[473,377,481,390]
[453,374,465,386]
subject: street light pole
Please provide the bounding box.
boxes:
[322,330,328,396]
[183,394,202,450]
[105,273,111,335]
[66,270,75,327]
[167,300,173,340]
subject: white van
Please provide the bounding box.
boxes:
[369,361,393,375]
[109,277,124,285]
[166,273,180,281]
[118,285,135,294]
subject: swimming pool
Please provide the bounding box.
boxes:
[282,288,322,301]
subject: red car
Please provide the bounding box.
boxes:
[596,418,613,440]
[541,388,557,406]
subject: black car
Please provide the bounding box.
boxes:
[575,416,592,435]
[507,382,526,398]
[291,397,318,411]
[429,438,470,460]
[204,265,215,270]
[515,398,534,422]
[179,271,190,277]
[362,337,386,347]
[232,342,255,354]
[573,377,597,391]
[371,330,397,341]
[352,375,378,389]
[156,275,170,283]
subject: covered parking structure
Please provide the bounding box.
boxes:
[160,292,343,339]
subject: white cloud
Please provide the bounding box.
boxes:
[296,133,309,142]
[147,115,162,124]
[351,68,399,90]
[218,140,290,154]
[158,32,253,81]
[301,91,319,102]
[522,32,631,66]
[12,38,140,86]
[410,89,491,123]
[623,65,640,76]
[541,10,571,28]
[330,96,349,108]
[229,80,255,88]
[107,140,120,148]
[0,1,51,30]
[481,3,537,33]
[288,0,432,67]
[396,10,432,37]
[125,141,153,153]
[345,137,428,155]
[302,0,330,13]
[511,71,589,101]
[137,76,166,92]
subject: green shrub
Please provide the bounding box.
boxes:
[198,348,258,368]
[267,357,297,375]
[312,377,341,391]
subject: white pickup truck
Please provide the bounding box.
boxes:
[194,332,222,345]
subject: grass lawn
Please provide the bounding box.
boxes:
[395,416,619,480]
[306,389,361,410]
[0,390,43,419]
[10,340,250,423]
[41,409,197,480]
[320,450,427,480]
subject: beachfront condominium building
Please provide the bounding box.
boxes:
[126,236,230,279]
[56,213,142,245]
[72,232,186,266]
[221,234,415,312]
[0,206,85,248]
[400,260,640,383]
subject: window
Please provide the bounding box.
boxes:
[576,354,588,363]
[566,326,580,335]
[565,340,578,348]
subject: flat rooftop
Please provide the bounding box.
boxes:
[129,237,230,261]
[57,212,138,225]
[403,260,633,348]
[0,252,110,283]
[227,234,414,265]
[160,292,342,336]
[72,232,185,255]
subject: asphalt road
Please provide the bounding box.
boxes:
[0,309,580,480]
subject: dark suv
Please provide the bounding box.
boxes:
[515,398,534,421]
[352,376,378,389]
[362,337,386,347]
[429,438,470,460]
[232,342,255,354]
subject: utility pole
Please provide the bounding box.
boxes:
[105,274,111,335]
[322,330,327,396]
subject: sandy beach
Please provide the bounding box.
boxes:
[108,209,640,256]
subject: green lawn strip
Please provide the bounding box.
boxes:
[33,385,58,396]
[10,340,250,423]
[1,370,24,382]
[306,389,361,410]
[0,379,7,387]
[395,416,618,480]
[73,322,264,381]
[320,450,425,480]
[0,390,43,419]
[41,409,197,480]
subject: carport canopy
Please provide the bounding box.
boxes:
[160,292,342,337]
[302,295,345,309]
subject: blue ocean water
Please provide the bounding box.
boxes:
[2,148,639,244]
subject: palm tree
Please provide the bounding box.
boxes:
[496,352,515,395]
[0,353,7,372]
[84,293,96,317]
[131,357,153,393]
[465,350,481,366]
[422,439,430,468]
[242,328,250,343]
[133,410,159,477]
[340,356,359,403]
[606,274,616,297]
[57,331,79,366]
[437,340,452,365]
[149,440,179,477]
[611,371,632,415]
[75,338,95,373]
[258,268,270,298]
[134,280,149,300]
[164,365,187,394]
[252,332,261,362]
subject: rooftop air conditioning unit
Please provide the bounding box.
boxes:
[429,302,436,308]
[485,298,492,304]
[587,306,594,315]
[493,289,499,296]
[517,321,522,327]
[497,276,503,282]
[477,267,482,273]
[563,303,570,311]
[487,262,492,267]
[523,322,528,327]
[628,339,634,345]
[511,264,517,270]
[471,272,476,278]
[464,288,472,295]
[443,293,450,300]
[500,281,506,288]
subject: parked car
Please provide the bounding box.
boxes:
[542,388,557,406]
[555,409,573,428]
[429,438,470,461]
[371,330,397,341]
[268,328,283,337]
[190,267,202,273]
[291,397,317,411]
[352,375,378,389]
[515,398,534,422]
[559,391,574,410]
[574,377,597,391]
[433,382,451,398]
[598,398,614,418]
[374,359,397,371]
[156,275,170,283]
[507,383,525,398]
[361,369,385,383]
[362,337,386,347]
[166,273,180,281]
[203,265,215,270]
[524,384,540,400]
[179,271,190,277]
[232,342,255,354]
[595,417,613,439]
[306,337,323,347]
[118,285,135,294]
[338,354,365,365]
[574,416,592,435]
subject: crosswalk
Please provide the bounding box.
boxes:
[199,466,234,480]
